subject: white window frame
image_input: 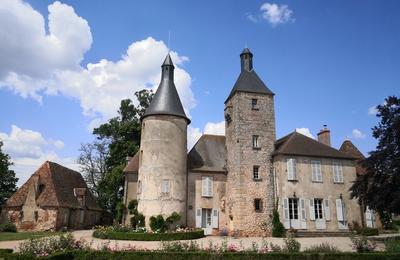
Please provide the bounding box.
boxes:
[332,161,344,183]
[311,160,322,182]
[287,158,297,181]
[253,165,260,180]
[162,179,170,194]
[202,176,213,197]
[314,198,324,219]
[252,135,260,148]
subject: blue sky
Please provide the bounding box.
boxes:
[0,0,399,185]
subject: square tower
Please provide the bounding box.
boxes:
[224,48,276,236]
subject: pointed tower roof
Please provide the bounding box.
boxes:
[225,48,274,103]
[339,140,365,160]
[142,54,190,124]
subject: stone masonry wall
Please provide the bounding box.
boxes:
[225,92,276,236]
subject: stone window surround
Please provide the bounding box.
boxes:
[253,165,262,181]
[252,135,261,150]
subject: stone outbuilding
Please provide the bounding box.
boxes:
[1,161,102,231]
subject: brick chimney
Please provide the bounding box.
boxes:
[317,125,331,146]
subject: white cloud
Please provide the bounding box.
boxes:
[352,129,366,139]
[295,128,314,139]
[0,125,73,186]
[368,105,378,115]
[0,0,196,125]
[260,3,294,26]
[187,120,226,150]
[204,121,225,136]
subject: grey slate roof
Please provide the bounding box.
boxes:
[142,54,190,123]
[188,135,227,173]
[273,131,355,160]
[225,49,274,103]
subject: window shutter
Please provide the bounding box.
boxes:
[336,199,344,221]
[283,198,290,228]
[338,164,344,183]
[208,177,213,197]
[324,199,331,221]
[287,159,296,180]
[309,199,315,220]
[195,208,202,228]
[212,209,219,228]
[202,177,207,196]
[300,198,306,220]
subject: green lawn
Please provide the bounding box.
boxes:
[0,232,59,241]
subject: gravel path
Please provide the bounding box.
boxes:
[0,229,389,253]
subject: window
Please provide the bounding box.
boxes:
[202,176,213,197]
[287,158,297,181]
[253,166,260,180]
[162,179,170,194]
[314,198,324,219]
[251,99,259,110]
[254,198,263,212]
[333,161,344,183]
[311,160,322,182]
[288,198,299,219]
[252,135,260,149]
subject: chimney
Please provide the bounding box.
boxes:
[317,125,331,146]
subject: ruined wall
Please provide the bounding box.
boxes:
[225,92,276,236]
[137,115,187,227]
[6,207,58,231]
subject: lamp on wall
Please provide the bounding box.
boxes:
[293,192,297,198]
[339,193,343,200]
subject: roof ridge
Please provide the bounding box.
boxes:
[276,131,297,153]
[46,162,61,207]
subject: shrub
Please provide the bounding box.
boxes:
[361,227,379,236]
[283,233,301,253]
[0,222,17,232]
[130,213,145,229]
[128,200,138,214]
[93,229,204,241]
[271,207,285,237]
[18,232,88,257]
[350,235,377,252]
[303,242,340,253]
[386,239,400,252]
[349,221,362,234]
[166,212,181,230]
[269,242,282,252]
[219,227,228,236]
[160,240,200,252]
[150,215,168,233]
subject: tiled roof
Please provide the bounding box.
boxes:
[123,152,139,174]
[188,135,227,173]
[273,132,355,160]
[5,161,101,211]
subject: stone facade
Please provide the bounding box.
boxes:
[274,155,362,231]
[137,115,188,228]
[1,161,102,231]
[224,92,276,236]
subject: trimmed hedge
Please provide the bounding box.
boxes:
[2,251,400,260]
[361,228,379,236]
[93,229,204,241]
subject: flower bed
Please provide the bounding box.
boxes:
[93,226,204,241]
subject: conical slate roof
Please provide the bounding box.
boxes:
[142,54,190,123]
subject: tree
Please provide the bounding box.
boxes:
[78,140,108,197]
[350,96,400,219]
[79,89,153,216]
[0,141,18,207]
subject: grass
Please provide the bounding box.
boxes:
[0,232,59,241]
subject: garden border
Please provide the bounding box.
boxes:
[93,229,204,241]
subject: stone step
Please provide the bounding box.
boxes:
[295,231,352,237]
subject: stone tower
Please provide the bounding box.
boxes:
[224,48,276,236]
[137,54,190,227]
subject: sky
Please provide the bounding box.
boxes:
[0,0,399,186]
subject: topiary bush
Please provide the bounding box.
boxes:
[130,213,145,229]
[0,222,17,232]
[150,215,168,233]
[271,208,285,237]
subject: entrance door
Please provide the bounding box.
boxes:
[289,198,300,229]
[314,199,326,229]
[201,209,212,235]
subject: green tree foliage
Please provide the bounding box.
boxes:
[79,89,153,217]
[351,96,400,218]
[0,141,18,207]
[272,207,286,237]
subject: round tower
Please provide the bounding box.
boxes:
[137,54,190,228]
